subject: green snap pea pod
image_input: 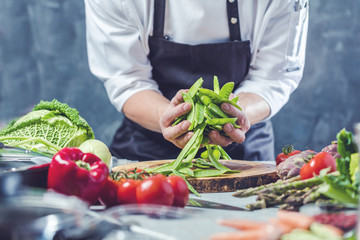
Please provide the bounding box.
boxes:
[178,167,195,177]
[172,114,186,126]
[182,91,196,130]
[172,169,200,196]
[219,82,234,99]
[194,102,205,126]
[216,145,232,160]
[201,136,209,145]
[231,96,239,104]
[204,107,217,120]
[172,122,206,169]
[183,132,203,163]
[208,103,229,118]
[199,88,242,111]
[196,158,215,167]
[193,163,210,169]
[193,169,227,178]
[213,76,220,94]
[209,125,223,131]
[199,94,212,106]
[206,118,238,126]
[207,145,231,171]
[145,162,173,173]
[200,150,208,159]
[188,77,203,98]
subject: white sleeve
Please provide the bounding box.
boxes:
[235,0,309,120]
[84,0,160,113]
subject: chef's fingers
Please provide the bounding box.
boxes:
[208,130,233,147]
[170,89,188,106]
[160,102,191,127]
[222,123,246,143]
[221,103,250,133]
[163,125,193,149]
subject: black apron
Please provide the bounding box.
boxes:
[110,0,274,161]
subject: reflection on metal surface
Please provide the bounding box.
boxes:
[187,198,248,211]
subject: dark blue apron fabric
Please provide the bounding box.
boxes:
[110,0,274,161]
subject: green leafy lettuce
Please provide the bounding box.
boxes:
[0,99,94,156]
[318,128,359,205]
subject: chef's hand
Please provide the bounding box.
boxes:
[207,102,251,147]
[159,90,194,149]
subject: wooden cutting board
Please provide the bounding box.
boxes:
[112,160,278,193]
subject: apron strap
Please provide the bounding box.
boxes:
[227,0,242,41]
[153,0,166,38]
[153,0,243,41]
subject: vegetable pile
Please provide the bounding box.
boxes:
[210,210,345,240]
[47,146,190,208]
[233,128,359,211]
[0,99,94,156]
[146,77,242,195]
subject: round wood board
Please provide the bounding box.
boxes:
[112,160,278,193]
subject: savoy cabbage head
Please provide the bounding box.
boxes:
[0,99,95,156]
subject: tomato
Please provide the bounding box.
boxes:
[276,145,301,165]
[98,177,121,207]
[117,179,141,204]
[136,174,174,206]
[166,175,189,207]
[300,152,336,180]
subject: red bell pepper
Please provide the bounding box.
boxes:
[47,147,109,204]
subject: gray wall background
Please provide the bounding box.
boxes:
[0,0,359,158]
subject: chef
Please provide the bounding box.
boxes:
[84,0,309,161]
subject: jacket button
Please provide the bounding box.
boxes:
[231,17,238,24]
[229,0,235,2]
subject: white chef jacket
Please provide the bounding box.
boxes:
[84,0,309,120]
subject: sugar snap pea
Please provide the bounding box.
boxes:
[206,145,231,171]
[199,94,212,106]
[188,77,203,98]
[208,103,229,118]
[199,88,242,111]
[216,145,232,160]
[193,163,210,169]
[194,102,205,126]
[172,122,206,169]
[194,169,227,178]
[219,82,234,99]
[182,91,196,130]
[172,169,200,196]
[206,118,238,126]
[213,76,220,94]
[178,167,195,177]
[231,96,239,104]
[172,114,185,126]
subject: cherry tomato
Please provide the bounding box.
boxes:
[98,177,121,207]
[166,175,189,208]
[276,145,301,165]
[117,179,141,204]
[136,174,174,206]
[300,152,337,180]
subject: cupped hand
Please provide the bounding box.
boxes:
[207,102,250,147]
[159,90,193,149]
